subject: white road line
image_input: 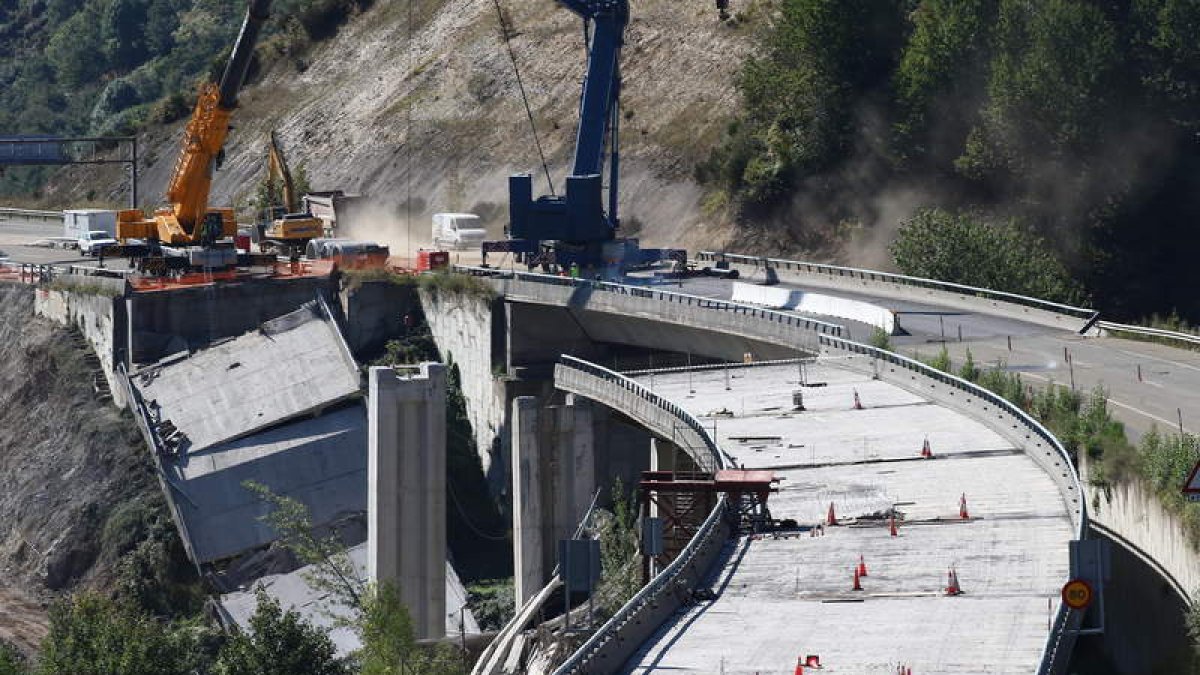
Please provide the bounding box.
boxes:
[1016,370,1193,434]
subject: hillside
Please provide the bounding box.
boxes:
[0,285,187,656]
[40,0,762,254]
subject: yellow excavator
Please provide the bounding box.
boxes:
[257,130,323,257]
[116,0,272,267]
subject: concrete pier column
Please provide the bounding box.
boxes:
[512,396,543,609]
[553,397,595,541]
[368,363,447,640]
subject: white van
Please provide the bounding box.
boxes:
[431,213,486,250]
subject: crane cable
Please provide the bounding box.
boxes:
[490,0,556,196]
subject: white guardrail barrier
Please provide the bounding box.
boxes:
[697,251,1101,334]
[0,207,62,223]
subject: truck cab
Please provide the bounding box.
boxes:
[78,230,118,256]
[432,213,486,250]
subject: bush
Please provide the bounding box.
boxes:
[889,207,1085,305]
[215,590,347,675]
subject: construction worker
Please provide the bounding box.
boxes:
[569,261,580,278]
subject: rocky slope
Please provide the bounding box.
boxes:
[45,0,763,254]
[0,284,159,654]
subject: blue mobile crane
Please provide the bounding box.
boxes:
[481,0,686,273]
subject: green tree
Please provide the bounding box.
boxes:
[244,481,363,614]
[214,589,347,675]
[38,593,219,675]
[699,0,908,209]
[46,5,108,88]
[104,0,149,70]
[594,478,640,617]
[889,207,1084,304]
[0,641,28,675]
[957,0,1120,177]
[892,0,996,164]
[358,582,464,675]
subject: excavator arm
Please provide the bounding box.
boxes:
[267,130,297,213]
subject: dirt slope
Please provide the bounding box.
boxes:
[0,284,157,654]
[46,0,762,254]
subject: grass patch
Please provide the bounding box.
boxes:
[418,271,498,302]
[46,278,124,298]
[340,267,419,292]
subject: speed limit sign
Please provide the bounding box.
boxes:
[1061,579,1094,610]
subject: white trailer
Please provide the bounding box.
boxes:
[63,209,117,241]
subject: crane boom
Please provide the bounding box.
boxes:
[118,0,273,248]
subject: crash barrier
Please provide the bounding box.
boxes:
[0,207,61,223]
[1098,320,1200,350]
[817,335,1086,675]
[454,265,844,353]
[552,356,730,674]
[698,251,1099,334]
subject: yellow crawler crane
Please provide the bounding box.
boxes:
[117,0,272,251]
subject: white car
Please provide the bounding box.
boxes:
[78,230,118,256]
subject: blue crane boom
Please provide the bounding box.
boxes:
[487,0,686,272]
[502,0,628,262]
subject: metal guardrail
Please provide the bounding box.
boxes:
[1098,320,1200,349]
[0,206,62,222]
[453,264,846,339]
[818,335,1086,674]
[552,356,730,674]
[697,251,1097,321]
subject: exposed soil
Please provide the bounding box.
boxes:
[41,0,768,254]
[0,283,157,655]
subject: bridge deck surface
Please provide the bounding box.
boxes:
[623,362,1071,674]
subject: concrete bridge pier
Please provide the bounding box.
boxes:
[511,395,596,608]
[368,363,447,640]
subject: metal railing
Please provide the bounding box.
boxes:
[1098,320,1200,349]
[697,251,1097,322]
[818,335,1086,674]
[454,264,845,339]
[552,356,730,674]
[0,206,62,222]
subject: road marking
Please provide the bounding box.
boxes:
[1017,370,1193,434]
[1103,344,1200,374]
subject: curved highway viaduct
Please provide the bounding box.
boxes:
[468,253,1196,674]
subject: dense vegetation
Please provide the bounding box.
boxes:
[0,0,370,196]
[706,0,1200,322]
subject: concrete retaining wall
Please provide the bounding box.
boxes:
[338,280,423,358]
[420,288,508,480]
[34,283,128,408]
[129,277,335,363]
[1080,456,1199,599]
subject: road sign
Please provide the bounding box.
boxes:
[1061,579,1094,611]
[1183,460,1200,500]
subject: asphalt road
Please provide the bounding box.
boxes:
[0,216,131,268]
[673,272,1200,443]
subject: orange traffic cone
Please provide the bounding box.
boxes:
[853,389,863,410]
[827,501,838,526]
[852,566,863,591]
[921,437,933,458]
[946,567,962,596]
[889,514,898,537]
[857,554,868,577]
[794,657,804,675]
[959,493,970,520]
[805,655,821,668]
